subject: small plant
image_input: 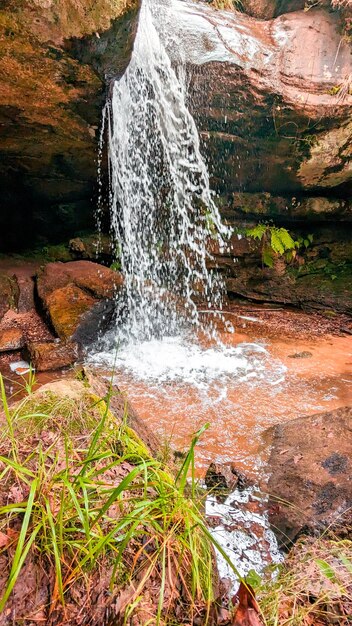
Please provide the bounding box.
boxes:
[242,223,313,268]
[244,223,297,268]
[110,259,121,271]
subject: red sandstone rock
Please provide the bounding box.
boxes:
[0,327,25,352]
[36,261,123,342]
[37,260,123,302]
[27,341,79,371]
[172,2,352,194]
[46,284,97,340]
[265,407,352,548]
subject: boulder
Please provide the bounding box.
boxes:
[265,407,352,549]
[205,462,247,494]
[36,261,123,342]
[68,234,112,262]
[0,327,25,353]
[37,260,122,302]
[27,341,79,372]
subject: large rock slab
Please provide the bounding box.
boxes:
[0,327,25,353]
[164,0,352,195]
[27,341,79,372]
[37,261,123,342]
[220,192,352,222]
[0,0,140,251]
[265,407,352,549]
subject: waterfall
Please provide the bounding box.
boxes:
[105,0,227,343]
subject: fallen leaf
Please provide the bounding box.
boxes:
[232,582,262,626]
[0,531,10,548]
[9,484,24,503]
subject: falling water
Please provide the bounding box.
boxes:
[105,0,227,343]
[92,0,288,396]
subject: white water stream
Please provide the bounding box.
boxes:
[93,0,286,385]
[103,0,227,343]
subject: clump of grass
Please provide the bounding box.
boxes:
[0,375,240,624]
[259,535,352,625]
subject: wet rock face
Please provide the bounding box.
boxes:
[27,340,79,372]
[242,1,301,19]
[241,1,332,20]
[209,217,352,313]
[265,407,352,549]
[0,0,140,251]
[169,1,352,195]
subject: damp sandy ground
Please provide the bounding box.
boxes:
[108,305,352,477]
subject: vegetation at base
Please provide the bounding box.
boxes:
[240,223,313,268]
[0,374,241,624]
[1,373,351,624]
[258,535,352,625]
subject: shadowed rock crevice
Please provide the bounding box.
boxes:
[0,0,140,251]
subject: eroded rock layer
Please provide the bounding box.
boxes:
[0,0,140,250]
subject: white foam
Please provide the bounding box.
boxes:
[206,487,283,592]
[90,335,286,389]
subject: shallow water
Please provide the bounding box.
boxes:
[90,314,352,478]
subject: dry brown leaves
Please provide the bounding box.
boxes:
[232,582,262,626]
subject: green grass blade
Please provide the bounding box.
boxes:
[156,542,166,625]
[45,499,64,604]
[176,423,209,494]
[0,478,39,612]
[339,553,352,574]
[0,455,35,479]
[92,463,153,527]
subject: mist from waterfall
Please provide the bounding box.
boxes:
[105,0,227,344]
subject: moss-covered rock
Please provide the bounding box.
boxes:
[36,260,123,340]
